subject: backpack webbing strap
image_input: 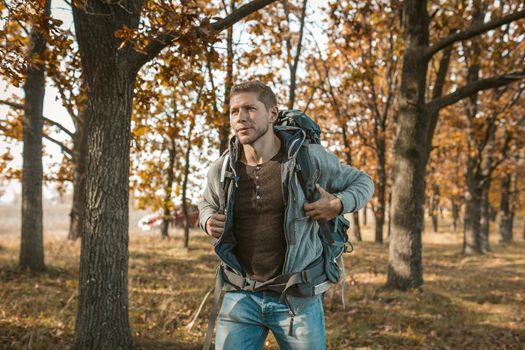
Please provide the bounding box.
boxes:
[221,258,327,298]
[295,146,334,245]
[219,154,231,213]
[340,255,346,309]
[202,266,224,350]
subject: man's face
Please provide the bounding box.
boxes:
[230,92,276,145]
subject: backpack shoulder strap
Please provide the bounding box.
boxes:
[295,145,334,244]
[218,153,232,213]
[295,145,319,202]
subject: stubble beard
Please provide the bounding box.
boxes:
[237,122,270,145]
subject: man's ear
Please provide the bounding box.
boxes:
[270,106,278,123]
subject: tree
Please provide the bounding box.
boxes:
[387,0,525,289]
[132,51,211,241]
[19,0,51,272]
[1,2,88,241]
[69,1,277,348]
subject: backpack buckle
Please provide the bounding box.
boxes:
[243,278,256,291]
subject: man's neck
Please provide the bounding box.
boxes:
[241,134,281,166]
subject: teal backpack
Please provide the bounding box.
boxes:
[276,109,353,285]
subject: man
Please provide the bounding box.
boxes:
[198,80,374,349]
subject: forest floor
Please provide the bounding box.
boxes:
[0,203,524,349]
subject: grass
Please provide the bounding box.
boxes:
[0,204,524,349]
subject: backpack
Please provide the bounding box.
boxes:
[275,109,352,285]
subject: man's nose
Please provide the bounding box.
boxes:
[238,108,249,121]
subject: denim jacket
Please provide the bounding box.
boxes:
[198,126,374,311]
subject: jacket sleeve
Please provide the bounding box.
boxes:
[197,158,223,232]
[310,144,374,214]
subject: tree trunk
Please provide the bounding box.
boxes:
[160,139,176,240]
[451,199,460,233]
[374,141,386,243]
[68,116,88,240]
[386,0,428,290]
[71,1,141,348]
[461,0,485,256]
[351,211,361,242]
[219,0,235,154]
[387,190,392,238]
[362,203,367,226]
[522,217,524,241]
[499,173,513,244]
[19,0,51,272]
[479,103,495,252]
[182,134,192,248]
[479,177,491,252]
[429,184,439,233]
[285,0,307,109]
[463,163,483,254]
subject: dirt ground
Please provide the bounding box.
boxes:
[0,202,524,349]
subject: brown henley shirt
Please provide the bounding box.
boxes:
[233,148,286,282]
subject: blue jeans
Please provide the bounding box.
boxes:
[215,290,326,350]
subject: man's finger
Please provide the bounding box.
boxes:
[212,214,226,222]
[304,201,322,211]
[210,219,225,227]
[315,183,326,194]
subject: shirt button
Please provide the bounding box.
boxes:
[256,176,259,179]
[256,195,261,199]
[256,185,260,189]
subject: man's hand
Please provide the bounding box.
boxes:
[206,212,226,238]
[304,184,343,222]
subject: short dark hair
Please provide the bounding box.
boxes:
[230,80,278,110]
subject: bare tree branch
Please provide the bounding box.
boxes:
[211,0,275,31]
[0,99,75,139]
[43,134,74,158]
[426,44,452,149]
[42,116,75,139]
[425,9,525,59]
[0,99,23,109]
[426,70,525,112]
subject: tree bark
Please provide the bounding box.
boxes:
[351,211,361,242]
[182,133,192,248]
[362,203,367,226]
[219,0,235,154]
[160,138,176,240]
[68,114,88,240]
[463,168,483,254]
[462,1,485,255]
[70,0,276,347]
[284,0,308,109]
[386,0,428,290]
[451,199,460,233]
[387,190,392,238]
[19,0,51,272]
[429,184,440,233]
[479,177,492,253]
[374,141,386,243]
[71,1,141,348]
[499,173,513,244]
